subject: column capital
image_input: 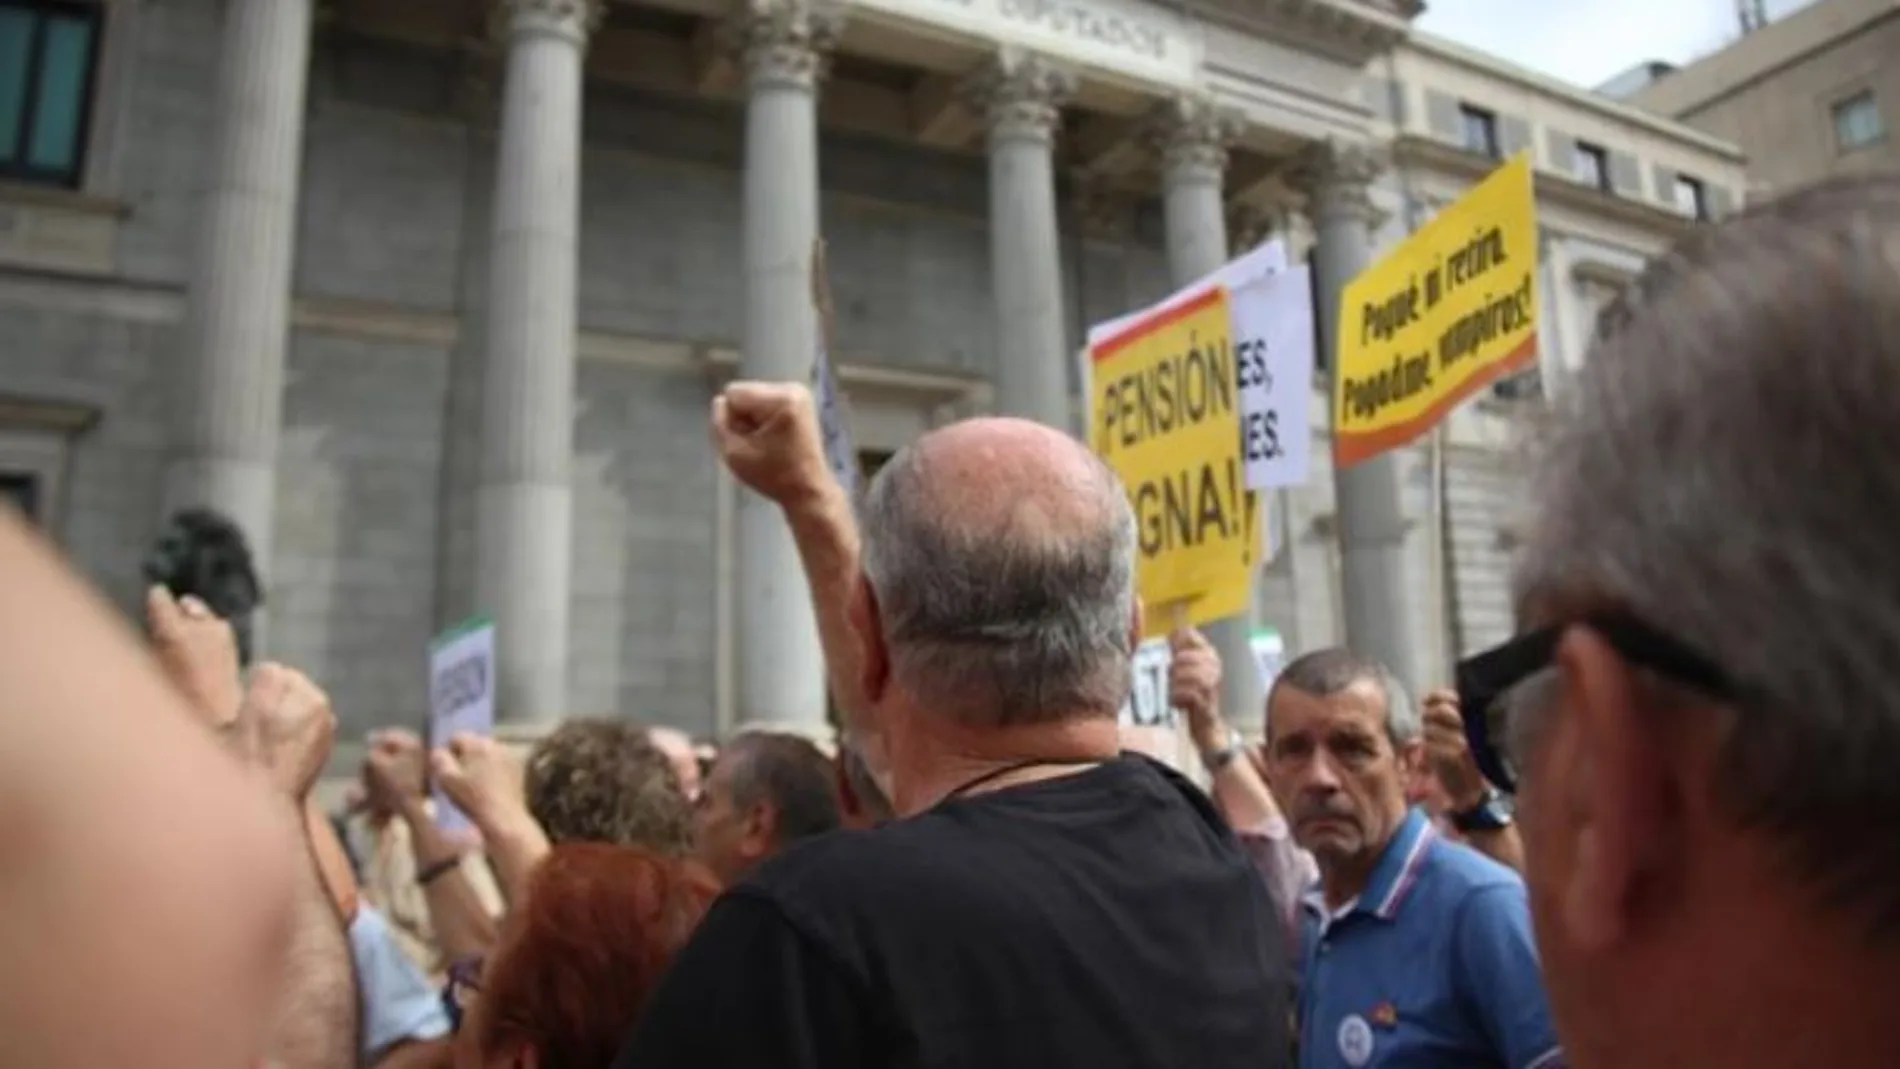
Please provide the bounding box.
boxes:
[730,0,845,92]
[1285,139,1386,225]
[961,49,1077,146]
[1147,94,1245,185]
[492,0,604,45]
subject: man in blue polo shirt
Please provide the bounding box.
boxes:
[1263,647,1562,1069]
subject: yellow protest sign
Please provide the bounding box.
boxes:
[1333,152,1540,468]
[1090,287,1256,629]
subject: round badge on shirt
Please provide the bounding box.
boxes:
[1337,1013,1375,1068]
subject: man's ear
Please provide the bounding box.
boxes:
[1129,598,1145,653]
[740,801,778,859]
[1550,625,1677,953]
[850,575,891,704]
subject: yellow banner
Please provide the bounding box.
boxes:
[1090,287,1256,635]
[1333,153,1540,468]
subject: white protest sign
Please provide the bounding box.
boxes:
[1087,239,1290,349]
[1231,266,1316,490]
[811,328,858,496]
[428,617,496,836]
[1251,627,1286,693]
[1118,638,1178,729]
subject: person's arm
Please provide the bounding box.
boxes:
[1452,884,1565,1069]
[782,480,870,721]
[265,798,361,1069]
[430,735,550,907]
[1458,820,1527,872]
[396,800,500,958]
[613,892,872,1069]
[351,905,454,1068]
[367,729,498,958]
[477,808,552,907]
[1424,689,1525,873]
[708,382,868,722]
[0,512,300,1069]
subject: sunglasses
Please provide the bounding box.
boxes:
[1454,613,1739,793]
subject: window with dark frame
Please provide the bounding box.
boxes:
[1458,104,1499,159]
[1673,174,1709,221]
[0,0,104,189]
[1832,90,1884,151]
[1573,141,1609,191]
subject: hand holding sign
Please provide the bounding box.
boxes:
[712,381,833,508]
[1166,626,1223,736]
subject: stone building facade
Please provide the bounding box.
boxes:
[1625,0,1897,198]
[0,0,1742,760]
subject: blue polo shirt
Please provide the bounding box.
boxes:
[1296,808,1563,1069]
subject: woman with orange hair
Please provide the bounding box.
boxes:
[453,843,719,1069]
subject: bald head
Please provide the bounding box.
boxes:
[907,418,1125,547]
[859,417,1137,728]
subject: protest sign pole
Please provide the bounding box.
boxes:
[1295,143,1421,693]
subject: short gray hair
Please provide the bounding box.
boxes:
[857,438,1137,728]
[1267,647,1420,747]
[1513,174,1900,930]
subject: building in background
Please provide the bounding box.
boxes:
[1626,0,1897,195]
[0,0,1738,764]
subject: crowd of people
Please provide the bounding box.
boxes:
[3,172,1897,1069]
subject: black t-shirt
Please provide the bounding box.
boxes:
[613,754,1295,1069]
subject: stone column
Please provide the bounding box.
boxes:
[476,0,597,726]
[1148,95,1269,736]
[165,0,315,593]
[964,50,1075,429]
[733,0,841,731]
[1291,140,1421,692]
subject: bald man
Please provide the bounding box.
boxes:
[615,384,1294,1069]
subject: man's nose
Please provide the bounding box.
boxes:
[1305,747,1347,790]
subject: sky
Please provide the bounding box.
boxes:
[1413,0,1819,89]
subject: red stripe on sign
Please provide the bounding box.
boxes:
[1333,334,1537,469]
[1089,286,1227,364]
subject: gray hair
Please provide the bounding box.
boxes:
[857,438,1138,728]
[1266,647,1420,747]
[1512,174,1900,931]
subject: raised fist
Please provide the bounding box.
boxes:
[363,727,428,816]
[146,585,243,732]
[430,732,527,832]
[238,663,336,800]
[711,381,832,507]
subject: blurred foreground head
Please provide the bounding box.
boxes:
[1492,174,1900,1069]
[459,843,718,1069]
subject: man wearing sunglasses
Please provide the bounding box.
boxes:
[1263,648,1562,1069]
[1459,175,1900,1069]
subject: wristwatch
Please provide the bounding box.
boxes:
[1200,728,1245,774]
[1450,786,1515,833]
